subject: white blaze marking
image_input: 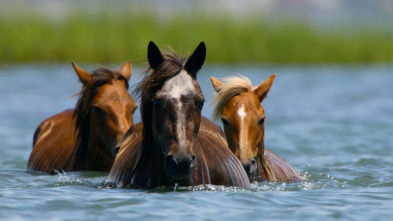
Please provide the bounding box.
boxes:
[237,104,247,122]
[163,70,195,99]
[237,104,248,161]
[160,70,196,147]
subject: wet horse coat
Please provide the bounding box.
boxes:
[210,74,301,182]
[28,62,137,174]
[108,42,250,188]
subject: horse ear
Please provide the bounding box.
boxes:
[254,74,277,102]
[119,61,132,81]
[210,77,223,92]
[148,41,164,70]
[185,42,206,78]
[72,62,92,85]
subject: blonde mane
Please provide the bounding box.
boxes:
[211,75,254,121]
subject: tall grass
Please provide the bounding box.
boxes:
[0,7,392,64]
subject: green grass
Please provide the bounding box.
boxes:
[0,7,392,65]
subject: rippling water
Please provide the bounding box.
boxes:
[0,64,392,220]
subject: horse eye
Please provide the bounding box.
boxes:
[259,118,265,128]
[196,101,204,111]
[152,99,163,109]
[221,117,229,125]
[93,106,104,114]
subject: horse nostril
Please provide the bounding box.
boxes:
[166,155,178,166]
[243,160,257,174]
[191,155,196,160]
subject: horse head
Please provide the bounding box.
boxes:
[136,41,206,184]
[210,74,276,181]
[72,61,137,167]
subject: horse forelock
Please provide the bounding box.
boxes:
[70,67,129,170]
[211,75,253,121]
[133,51,188,135]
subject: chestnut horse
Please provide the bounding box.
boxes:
[210,75,301,182]
[27,62,137,174]
[107,42,250,188]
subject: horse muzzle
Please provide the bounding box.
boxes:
[164,154,196,184]
[243,159,257,182]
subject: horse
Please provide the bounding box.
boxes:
[27,61,137,174]
[210,74,301,182]
[107,41,250,189]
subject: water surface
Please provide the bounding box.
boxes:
[0,64,392,220]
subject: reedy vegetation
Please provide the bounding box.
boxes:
[0,6,392,64]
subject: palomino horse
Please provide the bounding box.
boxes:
[210,75,301,182]
[27,62,137,174]
[107,42,250,188]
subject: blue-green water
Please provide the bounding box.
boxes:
[0,64,392,220]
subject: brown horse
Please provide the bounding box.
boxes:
[27,61,137,174]
[107,42,250,189]
[210,74,301,182]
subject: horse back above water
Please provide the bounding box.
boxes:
[27,61,137,174]
[107,41,250,188]
[210,74,301,182]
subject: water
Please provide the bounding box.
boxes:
[0,64,392,220]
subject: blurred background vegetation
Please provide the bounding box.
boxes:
[0,0,392,65]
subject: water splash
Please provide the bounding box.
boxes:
[101,180,122,189]
[174,183,178,192]
[296,169,347,190]
[167,169,348,192]
[49,168,347,192]
[53,170,82,185]
[177,184,248,192]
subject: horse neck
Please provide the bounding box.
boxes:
[86,127,114,169]
[141,125,171,188]
[70,114,113,171]
[256,140,277,181]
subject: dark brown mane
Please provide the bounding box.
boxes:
[68,67,129,170]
